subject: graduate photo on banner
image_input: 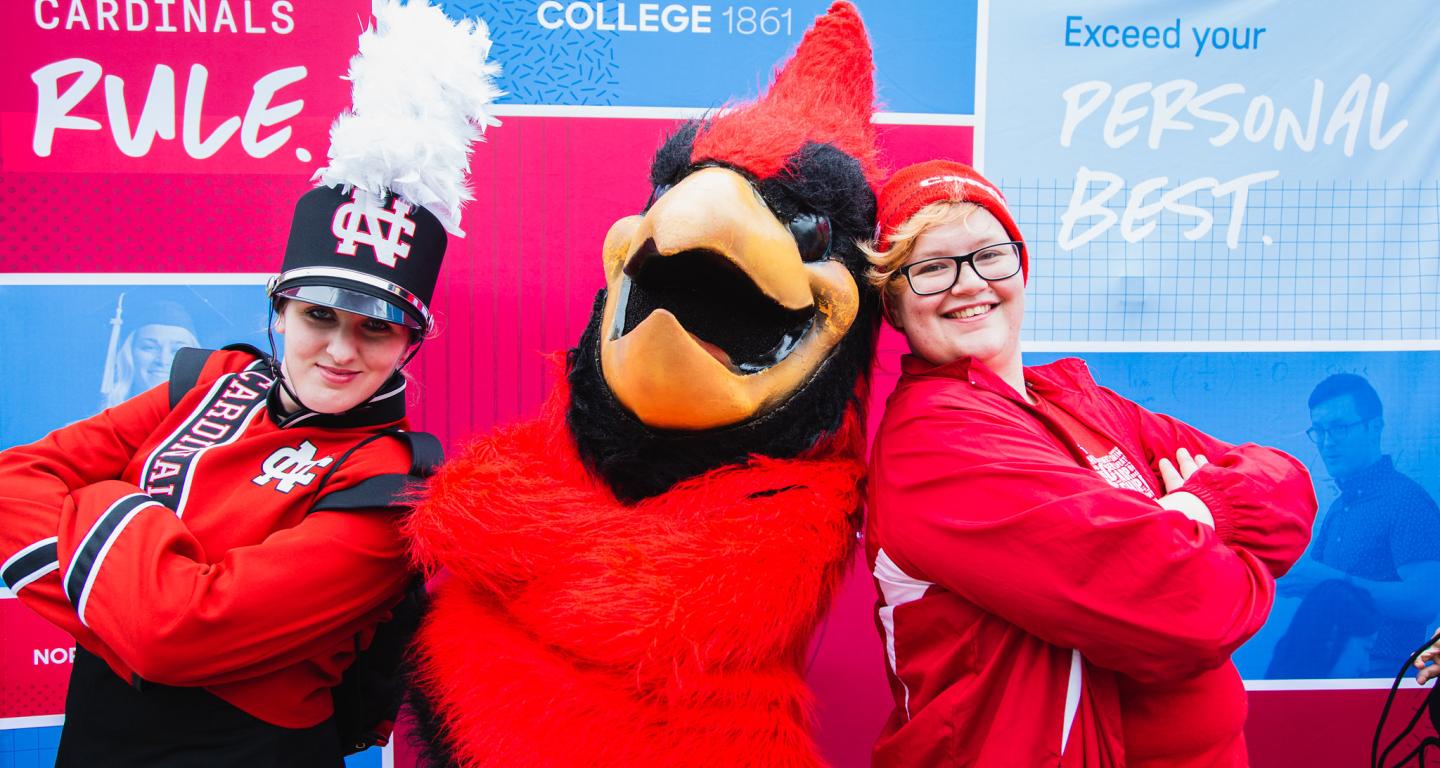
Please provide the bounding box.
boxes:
[0,283,270,448]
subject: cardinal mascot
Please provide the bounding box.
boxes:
[404,4,883,765]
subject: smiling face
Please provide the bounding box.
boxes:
[133,323,199,389]
[274,300,410,414]
[887,206,1025,377]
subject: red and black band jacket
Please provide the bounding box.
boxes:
[0,349,417,728]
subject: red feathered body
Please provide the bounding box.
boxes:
[405,380,864,767]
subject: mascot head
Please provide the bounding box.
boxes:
[569,1,881,500]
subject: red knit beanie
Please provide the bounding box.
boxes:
[874,159,1027,281]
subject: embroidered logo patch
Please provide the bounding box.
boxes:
[331,191,417,268]
[254,440,335,493]
[1086,447,1156,498]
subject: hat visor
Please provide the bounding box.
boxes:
[273,283,421,329]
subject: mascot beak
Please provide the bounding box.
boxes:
[598,166,859,430]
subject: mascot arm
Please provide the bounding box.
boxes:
[403,421,603,593]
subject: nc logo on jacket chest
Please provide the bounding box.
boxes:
[254,440,334,493]
[331,191,416,268]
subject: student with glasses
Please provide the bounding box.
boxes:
[859,160,1318,767]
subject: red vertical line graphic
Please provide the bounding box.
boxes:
[537,116,548,407]
[515,120,525,420]
[563,119,574,374]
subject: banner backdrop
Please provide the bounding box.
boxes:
[986,1,1440,343]
[1,1,1435,766]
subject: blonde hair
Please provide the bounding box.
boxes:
[861,201,985,295]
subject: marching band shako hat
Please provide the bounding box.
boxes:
[267,0,501,338]
[270,185,447,332]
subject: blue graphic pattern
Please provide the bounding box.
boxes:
[443,0,620,105]
[1008,179,1440,342]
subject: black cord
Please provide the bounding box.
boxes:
[1390,737,1440,768]
[1373,635,1439,767]
[1382,690,1437,767]
[265,301,312,414]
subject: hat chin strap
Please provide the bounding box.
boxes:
[265,302,425,419]
[266,302,316,417]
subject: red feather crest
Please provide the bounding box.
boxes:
[690,1,880,190]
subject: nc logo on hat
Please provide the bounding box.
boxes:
[331,190,417,268]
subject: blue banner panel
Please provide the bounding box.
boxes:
[988,1,1440,341]
[0,284,268,449]
[440,0,976,113]
[0,726,61,767]
[0,725,385,768]
[1027,349,1440,680]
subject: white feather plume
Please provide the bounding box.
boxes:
[315,0,502,236]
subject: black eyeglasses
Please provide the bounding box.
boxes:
[1305,418,1372,445]
[898,241,1023,296]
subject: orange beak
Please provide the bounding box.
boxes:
[598,166,859,430]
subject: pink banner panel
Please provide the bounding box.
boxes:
[1248,688,1432,766]
[1,0,365,272]
[0,172,310,272]
[3,0,364,177]
[0,599,73,718]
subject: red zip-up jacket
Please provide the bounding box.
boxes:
[0,349,415,728]
[866,355,1316,767]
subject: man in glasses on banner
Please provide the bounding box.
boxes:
[1271,374,1440,678]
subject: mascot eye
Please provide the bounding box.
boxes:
[787,212,831,262]
[644,183,673,212]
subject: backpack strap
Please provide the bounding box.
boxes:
[311,429,445,514]
[167,348,213,410]
[221,341,268,359]
[307,431,442,753]
[395,430,443,477]
[167,344,270,410]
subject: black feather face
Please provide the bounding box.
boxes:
[756,141,878,287]
[645,124,873,279]
[569,122,879,501]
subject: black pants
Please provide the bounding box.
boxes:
[56,647,343,768]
